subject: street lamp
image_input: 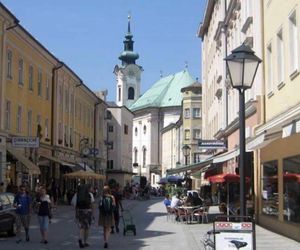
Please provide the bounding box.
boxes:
[182,145,191,166]
[224,43,261,217]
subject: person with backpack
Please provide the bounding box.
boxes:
[98,185,116,249]
[111,183,123,234]
[72,184,95,248]
[13,185,32,243]
[35,186,52,244]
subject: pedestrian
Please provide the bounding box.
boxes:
[35,186,52,244]
[111,183,123,234]
[13,185,32,243]
[72,184,95,248]
[0,182,4,193]
[98,185,116,249]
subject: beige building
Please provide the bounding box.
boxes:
[252,0,300,242]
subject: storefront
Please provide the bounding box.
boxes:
[257,132,300,242]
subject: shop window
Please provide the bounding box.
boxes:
[261,160,278,217]
[283,155,300,223]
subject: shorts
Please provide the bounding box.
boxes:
[76,209,92,229]
[38,216,49,230]
[16,214,30,231]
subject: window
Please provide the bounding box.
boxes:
[289,10,299,74]
[282,155,300,223]
[17,106,22,133]
[193,108,201,118]
[69,127,73,146]
[64,125,68,146]
[135,127,138,136]
[27,110,32,136]
[29,65,33,90]
[7,49,12,79]
[128,87,134,100]
[184,129,190,140]
[193,129,201,139]
[108,125,113,132]
[45,119,49,139]
[38,69,42,96]
[143,125,146,134]
[184,108,190,118]
[65,89,69,112]
[46,77,50,100]
[194,153,201,163]
[118,86,121,102]
[58,122,62,143]
[267,43,273,93]
[5,100,11,130]
[277,29,284,84]
[261,161,278,217]
[142,147,147,167]
[107,160,114,169]
[18,59,24,85]
[124,124,128,134]
[134,148,138,164]
[110,142,114,150]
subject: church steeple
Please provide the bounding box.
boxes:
[119,15,139,66]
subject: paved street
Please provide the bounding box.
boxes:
[0,197,299,249]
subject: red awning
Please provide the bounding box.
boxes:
[266,173,300,183]
[208,173,250,183]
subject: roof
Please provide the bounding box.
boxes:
[181,81,202,93]
[130,70,195,111]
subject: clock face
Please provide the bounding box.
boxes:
[82,147,90,156]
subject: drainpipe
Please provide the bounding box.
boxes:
[51,62,63,179]
[94,100,102,172]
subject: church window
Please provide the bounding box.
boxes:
[118,87,121,102]
[128,87,135,100]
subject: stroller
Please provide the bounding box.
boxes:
[121,209,136,236]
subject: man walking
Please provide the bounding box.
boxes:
[13,185,32,243]
[111,183,123,233]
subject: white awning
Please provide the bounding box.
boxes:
[7,148,40,175]
[78,162,94,173]
[246,131,282,151]
[213,148,239,164]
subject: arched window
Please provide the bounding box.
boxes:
[118,87,121,102]
[142,146,147,167]
[134,148,138,164]
[128,87,134,100]
[143,125,147,134]
[135,127,138,136]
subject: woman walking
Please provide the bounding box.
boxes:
[36,186,52,244]
[98,185,116,248]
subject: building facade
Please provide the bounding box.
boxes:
[253,0,300,241]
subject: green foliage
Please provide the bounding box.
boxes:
[165,183,184,197]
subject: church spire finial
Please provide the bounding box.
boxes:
[185,61,188,69]
[127,13,131,33]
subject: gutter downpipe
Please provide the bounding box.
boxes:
[51,62,63,179]
[94,101,102,172]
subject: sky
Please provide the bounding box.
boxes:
[1,0,207,101]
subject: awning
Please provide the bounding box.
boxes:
[212,148,239,164]
[166,157,213,175]
[246,130,281,151]
[7,148,40,175]
[77,162,94,173]
[39,153,76,168]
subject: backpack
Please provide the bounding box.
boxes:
[99,195,114,215]
[76,185,91,209]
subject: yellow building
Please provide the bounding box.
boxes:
[0,3,57,189]
[253,0,300,241]
[0,3,107,192]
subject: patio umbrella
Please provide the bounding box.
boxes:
[157,177,168,185]
[63,170,106,180]
[167,175,183,183]
[208,173,250,216]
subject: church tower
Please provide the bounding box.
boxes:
[114,15,143,108]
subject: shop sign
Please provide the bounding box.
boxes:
[12,137,39,148]
[198,139,226,149]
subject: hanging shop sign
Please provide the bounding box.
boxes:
[12,137,40,148]
[198,139,226,149]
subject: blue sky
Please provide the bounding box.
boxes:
[2,0,206,101]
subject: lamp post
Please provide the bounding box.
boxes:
[224,43,261,217]
[182,145,191,166]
